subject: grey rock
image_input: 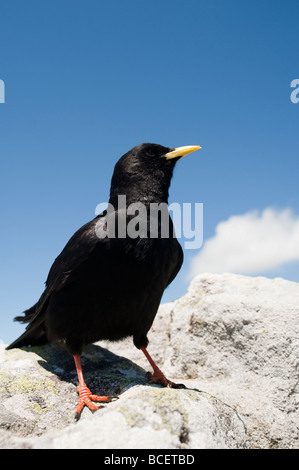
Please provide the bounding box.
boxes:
[0,273,298,448]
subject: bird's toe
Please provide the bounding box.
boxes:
[75,384,114,420]
[145,370,186,389]
[168,381,187,389]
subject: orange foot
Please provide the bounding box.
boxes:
[140,347,186,389]
[73,354,118,420]
[146,370,186,389]
[75,383,116,420]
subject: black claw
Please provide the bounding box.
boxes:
[107,396,119,402]
[172,383,187,389]
[145,370,186,389]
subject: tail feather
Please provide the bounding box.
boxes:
[14,304,38,324]
[6,324,48,350]
[6,302,49,350]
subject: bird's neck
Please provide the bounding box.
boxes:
[109,189,169,208]
[109,175,172,208]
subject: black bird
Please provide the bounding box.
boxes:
[7,143,201,417]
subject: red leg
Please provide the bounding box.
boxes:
[73,354,115,419]
[140,346,185,389]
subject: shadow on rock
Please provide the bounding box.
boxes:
[20,343,204,404]
[22,343,148,398]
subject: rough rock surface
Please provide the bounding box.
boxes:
[0,273,298,449]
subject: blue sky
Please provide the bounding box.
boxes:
[1,0,299,343]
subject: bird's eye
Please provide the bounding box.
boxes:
[145,150,156,157]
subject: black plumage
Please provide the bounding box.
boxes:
[7,142,200,417]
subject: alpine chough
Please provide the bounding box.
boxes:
[7,143,201,418]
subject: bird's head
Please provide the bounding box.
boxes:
[109,143,201,205]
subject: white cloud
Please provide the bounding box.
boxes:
[189,207,299,278]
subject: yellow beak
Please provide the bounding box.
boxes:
[164,145,201,160]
